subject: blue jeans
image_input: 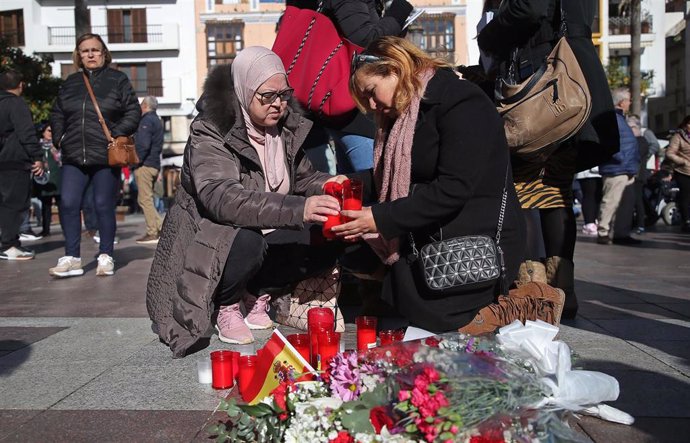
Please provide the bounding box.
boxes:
[328,129,374,174]
[60,164,120,257]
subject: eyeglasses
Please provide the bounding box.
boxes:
[255,88,294,105]
[351,52,382,74]
[79,48,103,56]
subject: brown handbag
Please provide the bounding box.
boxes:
[82,72,139,167]
[496,4,591,162]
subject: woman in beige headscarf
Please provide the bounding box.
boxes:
[146,47,346,357]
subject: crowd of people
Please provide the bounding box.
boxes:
[0,33,165,271]
[2,0,690,359]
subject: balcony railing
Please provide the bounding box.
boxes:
[609,16,654,35]
[48,25,163,45]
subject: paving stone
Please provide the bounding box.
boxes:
[0,410,42,441]
[0,327,67,351]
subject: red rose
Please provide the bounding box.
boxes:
[369,406,395,434]
[329,431,355,443]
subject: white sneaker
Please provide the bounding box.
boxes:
[93,233,119,245]
[0,246,35,261]
[49,256,84,277]
[19,232,42,242]
[96,253,114,276]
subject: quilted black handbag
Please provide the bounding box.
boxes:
[410,168,509,294]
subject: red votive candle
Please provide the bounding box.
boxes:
[287,333,311,363]
[355,315,378,351]
[341,179,363,222]
[317,330,341,370]
[379,329,405,346]
[237,355,257,399]
[210,350,234,390]
[308,307,335,366]
[322,181,343,239]
[230,351,240,380]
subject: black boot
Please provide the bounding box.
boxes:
[545,257,578,319]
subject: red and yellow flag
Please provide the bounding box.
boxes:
[241,330,315,405]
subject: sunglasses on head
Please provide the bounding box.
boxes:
[351,52,382,74]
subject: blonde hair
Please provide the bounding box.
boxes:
[72,33,112,69]
[349,36,452,116]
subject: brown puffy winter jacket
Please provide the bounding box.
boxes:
[666,131,690,176]
[146,65,330,357]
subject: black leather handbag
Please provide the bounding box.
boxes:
[410,168,508,294]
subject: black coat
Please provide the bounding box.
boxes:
[368,68,525,332]
[50,67,141,167]
[478,0,619,171]
[0,91,42,171]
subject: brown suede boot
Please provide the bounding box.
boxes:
[545,257,578,319]
[508,281,565,325]
[459,296,554,336]
[516,260,548,286]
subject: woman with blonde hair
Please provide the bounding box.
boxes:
[336,36,563,334]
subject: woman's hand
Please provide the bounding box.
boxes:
[304,195,341,223]
[332,207,378,241]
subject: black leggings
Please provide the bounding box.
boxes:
[676,171,690,225]
[578,178,602,225]
[523,207,576,261]
[216,225,345,307]
[39,196,60,234]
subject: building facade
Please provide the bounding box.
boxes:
[0,0,198,156]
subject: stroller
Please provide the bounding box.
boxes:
[643,168,680,226]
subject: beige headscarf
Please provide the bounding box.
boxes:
[232,46,289,193]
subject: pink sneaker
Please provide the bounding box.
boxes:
[244,294,273,330]
[216,304,254,344]
[582,223,597,236]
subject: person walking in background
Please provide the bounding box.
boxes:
[477,0,620,318]
[133,96,164,244]
[575,167,602,236]
[665,115,690,232]
[0,69,44,260]
[626,115,652,234]
[597,88,640,245]
[49,33,141,277]
[34,122,62,237]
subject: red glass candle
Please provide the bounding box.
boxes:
[308,307,335,331]
[317,330,340,370]
[322,182,343,239]
[341,179,363,222]
[287,333,311,363]
[210,350,234,390]
[355,315,377,351]
[393,329,406,342]
[237,355,257,400]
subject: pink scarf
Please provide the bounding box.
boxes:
[365,69,435,265]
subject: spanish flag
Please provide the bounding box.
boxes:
[241,329,315,405]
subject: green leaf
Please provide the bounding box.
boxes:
[241,403,275,417]
[340,408,375,434]
[440,432,454,440]
[405,424,418,433]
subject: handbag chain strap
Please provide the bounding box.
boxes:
[409,165,510,257]
[82,72,113,143]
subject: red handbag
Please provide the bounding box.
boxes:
[272,5,363,120]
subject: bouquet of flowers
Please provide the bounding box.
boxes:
[208,333,588,443]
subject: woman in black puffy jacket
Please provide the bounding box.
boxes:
[49,33,140,278]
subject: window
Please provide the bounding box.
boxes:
[107,9,147,43]
[206,21,244,66]
[116,62,163,97]
[60,64,78,79]
[0,9,24,46]
[417,13,455,62]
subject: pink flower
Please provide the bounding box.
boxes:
[398,389,411,401]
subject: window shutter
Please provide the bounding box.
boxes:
[132,9,147,43]
[61,63,78,80]
[146,61,162,96]
[107,9,123,44]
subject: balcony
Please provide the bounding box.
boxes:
[46,23,179,52]
[609,16,654,35]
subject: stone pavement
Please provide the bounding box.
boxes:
[0,214,689,442]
